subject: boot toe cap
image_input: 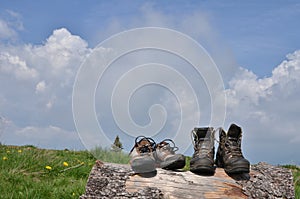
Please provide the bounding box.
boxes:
[190,156,215,174]
[224,157,250,174]
[130,155,156,173]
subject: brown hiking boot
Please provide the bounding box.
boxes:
[190,127,215,174]
[129,136,156,173]
[155,139,186,170]
[216,124,250,174]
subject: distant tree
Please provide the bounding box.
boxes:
[111,135,123,152]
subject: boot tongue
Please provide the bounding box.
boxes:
[158,141,169,148]
[195,127,213,138]
[227,123,241,138]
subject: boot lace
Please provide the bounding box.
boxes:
[226,137,242,157]
[129,136,156,154]
[157,139,179,154]
[191,130,212,156]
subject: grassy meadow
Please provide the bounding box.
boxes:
[0,144,299,198]
[0,144,129,199]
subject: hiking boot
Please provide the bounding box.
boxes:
[129,136,156,173]
[155,139,186,170]
[190,127,215,174]
[216,124,250,174]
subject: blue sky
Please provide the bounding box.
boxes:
[2,1,299,76]
[0,1,300,165]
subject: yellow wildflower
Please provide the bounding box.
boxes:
[6,150,10,153]
[18,149,22,153]
[72,192,76,196]
[3,156,8,161]
[45,165,52,170]
[63,162,69,167]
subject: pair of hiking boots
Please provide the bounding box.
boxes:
[129,136,186,173]
[129,124,249,175]
[190,123,250,174]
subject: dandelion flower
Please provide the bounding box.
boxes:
[6,150,10,153]
[3,156,8,161]
[45,165,52,170]
[63,162,69,167]
[18,149,22,153]
[72,192,76,196]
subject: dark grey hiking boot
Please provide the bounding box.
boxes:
[216,124,250,174]
[129,136,156,173]
[155,139,186,170]
[190,127,215,174]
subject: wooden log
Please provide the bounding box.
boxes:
[80,161,295,199]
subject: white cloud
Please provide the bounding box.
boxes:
[46,96,56,109]
[35,81,46,93]
[272,50,300,85]
[0,19,17,40]
[227,50,300,112]
[0,27,91,139]
[0,118,84,150]
[5,10,24,31]
[0,10,23,41]
[33,28,90,75]
[0,19,17,39]
[0,52,39,80]
[225,50,300,164]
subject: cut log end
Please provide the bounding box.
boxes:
[80,162,295,199]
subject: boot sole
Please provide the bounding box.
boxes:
[161,158,186,170]
[190,165,215,174]
[159,154,186,170]
[216,154,250,174]
[225,165,250,174]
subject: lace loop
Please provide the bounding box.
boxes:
[129,136,156,154]
[157,139,179,153]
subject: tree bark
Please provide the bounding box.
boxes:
[80,161,295,199]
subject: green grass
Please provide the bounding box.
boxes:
[283,165,300,199]
[0,144,129,199]
[182,156,191,171]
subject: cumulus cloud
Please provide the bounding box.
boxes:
[0,27,91,139]
[225,50,300,164]
[33,28,90,75]
[227,50,300,117]
[0,52,38,80]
